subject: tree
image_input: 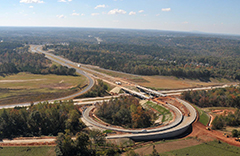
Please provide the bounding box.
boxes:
[89,129,106,146]
[232,129,238,137]
[74,132,93,156]
[212,116,225,130]
[149,145,159,156]
[126,150,140,156]
[65,110,85,134]
[55,130,92,156]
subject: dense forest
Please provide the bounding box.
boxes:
[96,96,153,128]
[181,86,240,108]
[0,42,76,76]
[0,101,85,139]
[0,101,121,156]
[1,27,240,80]
[47,38,240,80]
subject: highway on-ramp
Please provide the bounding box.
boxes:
[105,98,197,141]
[82,97,196,141]
[83,103,183,133]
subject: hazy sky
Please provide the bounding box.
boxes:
[0,0,240,35]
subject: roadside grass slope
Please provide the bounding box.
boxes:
[0,146,55,156]
[164,140,240,156]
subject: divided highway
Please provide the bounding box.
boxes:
[0,45,199,142]
[0,45,94,109]
[31,45,197,141]
[32,45,95,101]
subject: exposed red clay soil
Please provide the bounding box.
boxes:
[0,142,56,147]
[189,121,240,147]
[211,109,235,116]
[130,121,240,156]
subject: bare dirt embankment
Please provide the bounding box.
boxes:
[189,121,240,147]
[0,137,56,147]
[0,79,45,83]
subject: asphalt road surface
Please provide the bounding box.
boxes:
[83,103,183,133]
[105,98,196,139]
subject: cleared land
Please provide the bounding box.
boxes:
[139,76,218,90]
[0,72,87,105]
[88,66,221,89]
[0,146,55,156]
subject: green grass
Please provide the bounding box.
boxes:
[103,130,113,134]
[90,67,149,83]
[163,140,240,156]
[0,146,55,156]
[144,101,172,122]
[0,72,87,105]
[192,105,210,126]
[199,111,210,126]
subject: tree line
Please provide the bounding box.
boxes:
[0,100,122,155]
[46,40,240,80]
[181,86,240,108]
[55,129,121,156]
[0,101,84,139]
[0,42,76,76]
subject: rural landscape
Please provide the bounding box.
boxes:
[1,0,240,156]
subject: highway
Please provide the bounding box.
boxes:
[73,94,127,105]
[0,45,199,142]
[0,45,94,109]
[159,84,231,94]
[32,45,95,100]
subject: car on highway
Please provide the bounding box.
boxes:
[141,129,147,133]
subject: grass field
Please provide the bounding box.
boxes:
[139,76,220,90]
[0,72,87,105]
[144,101,172,123]
[92,68,148,83]
[164,140,240,156]
[0,146,55,156]
[88,66,221,89]
[193,105,210,126]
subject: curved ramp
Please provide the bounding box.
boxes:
[83,103,183,133]
[106,98,197,141]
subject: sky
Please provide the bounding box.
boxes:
[0,0,240,35]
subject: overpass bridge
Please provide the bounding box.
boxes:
[136,85,166,97]
[121,87,151,99]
